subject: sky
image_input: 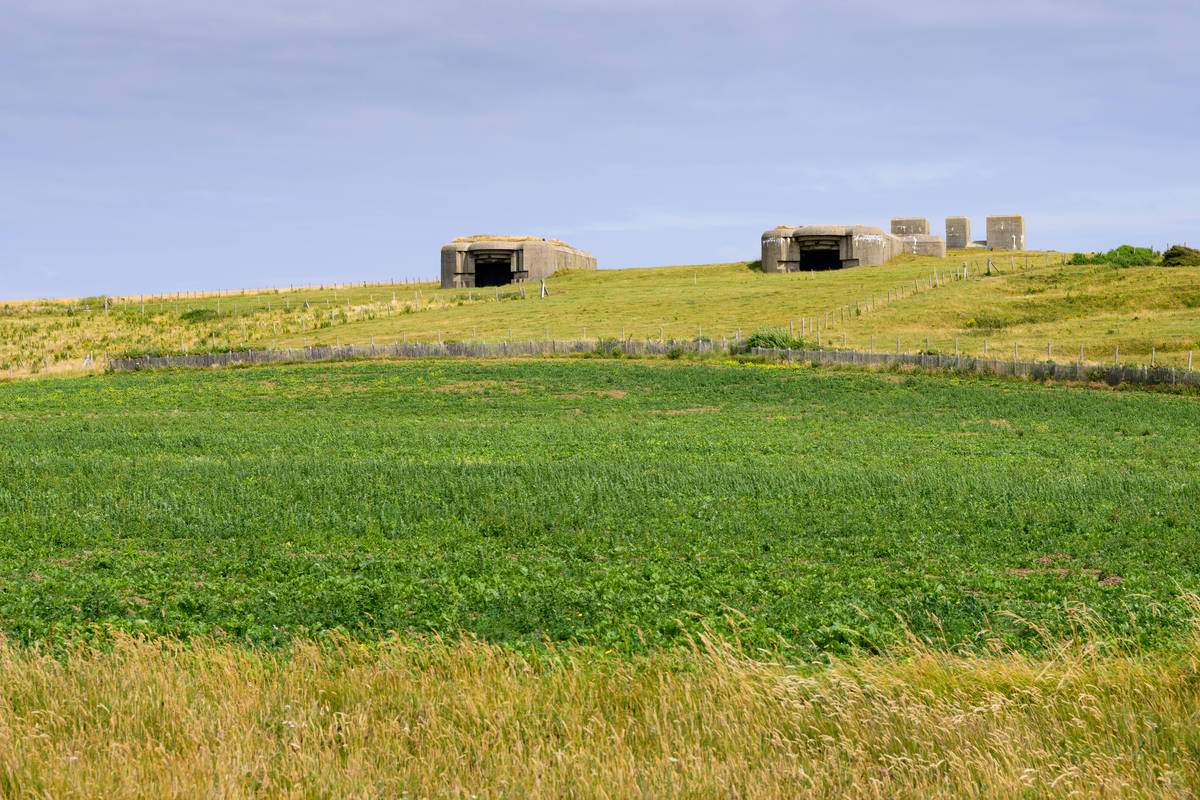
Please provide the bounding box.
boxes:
[2,0,1198,299]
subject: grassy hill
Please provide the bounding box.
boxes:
[4,250,1199,380]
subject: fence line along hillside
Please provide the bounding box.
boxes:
[8,254,1200,381]
[106,339,1200,389]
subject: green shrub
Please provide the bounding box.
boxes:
[743,327,805,351]
[1162,245,1200,267]
[666,347,685,360]
[180,308,218,322]
[1105,245,1159,267]
[1071,246,1159,268]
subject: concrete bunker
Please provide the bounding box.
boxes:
[441,236,597,289]
[761,225,904,273]
[986,215,1026,251]
[945,217,971,249]
[942,215,1027,250]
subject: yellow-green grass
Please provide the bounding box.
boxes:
[4,251,1198,381]
[2,616,1198,799]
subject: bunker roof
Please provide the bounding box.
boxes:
[451,235,574,247]
[764,225,889,239]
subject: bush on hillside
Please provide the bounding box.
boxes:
[1070,246,1159,268]
[743,327,806,351]
[1162,245,1200,267]
[1104,245,1159,267]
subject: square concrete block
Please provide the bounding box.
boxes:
[891,217,930,236]
[945,217,971,249]
[986,216,1025,251]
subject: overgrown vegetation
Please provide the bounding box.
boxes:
[742,327,806,350]
[1070,244,1160,267]
[2,619,1199,799]
[1162,244,1200,267]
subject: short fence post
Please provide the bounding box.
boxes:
[1189,351,1194,371]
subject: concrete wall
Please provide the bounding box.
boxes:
[986,216,1026,251]
[891,218,930,235]
[945,217,971,249]
[441,238,597,289]
[761,225,904,272]
[898,234,947,258]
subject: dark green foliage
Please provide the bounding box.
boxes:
[1162,245,1200,267]
[1071,246,1160,268]
[743,327,805,350]
[180,308,218,322]
[0,360,1197,658]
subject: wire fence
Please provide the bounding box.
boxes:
[106,339,1200,388]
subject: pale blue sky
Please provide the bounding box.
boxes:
[3,0,1198,299]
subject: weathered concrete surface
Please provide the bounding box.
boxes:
[945,217,971,249]
[986,216,1026,251]
[898,233,947,258]
[441,237,596,289]
[761,225,904,272]
[891,217,930,236]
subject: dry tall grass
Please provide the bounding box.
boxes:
[2,616,1198,799]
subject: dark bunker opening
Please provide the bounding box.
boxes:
[799,248,842,270]
[472,251,515,287]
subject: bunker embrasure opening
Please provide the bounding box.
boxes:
[471,250,517,287]
[798,246,843,271]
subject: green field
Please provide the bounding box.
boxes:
[2,357,1196,655]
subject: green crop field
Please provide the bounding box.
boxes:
[5,355,1200,797]
[2,357,1196,655]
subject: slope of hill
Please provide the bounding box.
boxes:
[3,251,1198,380]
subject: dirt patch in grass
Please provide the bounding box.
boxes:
[554,389,628,400]
[432,380,525,395]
